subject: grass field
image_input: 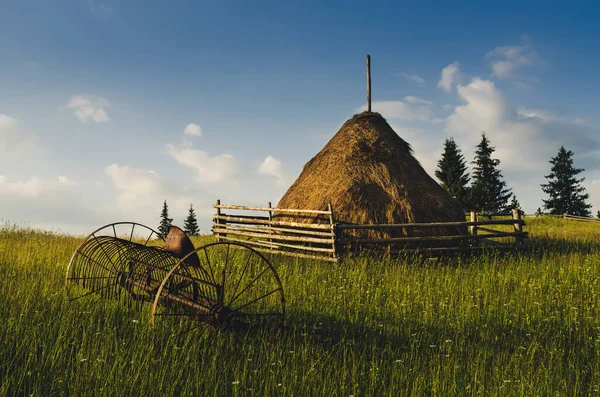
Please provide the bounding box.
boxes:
[1,217,600,396]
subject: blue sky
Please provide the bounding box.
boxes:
[1,1,600,234]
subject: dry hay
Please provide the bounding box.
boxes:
[276,112,466,241]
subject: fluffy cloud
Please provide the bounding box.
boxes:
[399,72,425,85]
[166,144,236,184]
[446,77,599,178]
[66,96,110,123]
[259,156,285,186]
[357,96,435,122]
[403,96,433,106]
[0,174,98,233]
[486,44,541,79]
[0,175,77,198]
[104,164,213,229]
[184,123,202,136]
[438,62,460,93]
[0,114,37,152]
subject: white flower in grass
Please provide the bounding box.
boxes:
[232,381,240,385]
[79,358,87,362]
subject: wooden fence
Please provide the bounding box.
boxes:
[213,202,527,262]
[213,200,338,262]
[522,213,600,222]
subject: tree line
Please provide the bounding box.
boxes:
[157,200,199,238]
[157,132,594,238]
[435,132,592,217]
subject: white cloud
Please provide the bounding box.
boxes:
[66,96,110,123]
[399,72,425,85]
[485,44,541,79]
[438,62,460,93]
[104,164,213,230]
[357,97,435,122]
[403,96,433,106]
[259,156,285,186]
[0,114,37,152]
[184,123,202,136]
[0,174,98,233]
[446,77,599,176]
[166,145,236,184]
[0,175,77,198]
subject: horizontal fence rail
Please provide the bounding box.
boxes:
[213,202,528,262]
[213,200,338,262]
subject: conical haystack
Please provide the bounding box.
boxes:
[277,112,466,238]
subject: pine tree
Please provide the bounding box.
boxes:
[158,200,173,238]
[469,132,512,215]
[541,146,591,217]
[508,195,524,215]
[536,207,544,216]
[183,204,200,236]
[597,210,600,219]
[435,137,470,208]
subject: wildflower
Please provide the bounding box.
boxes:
[79,358,87,362]
[232,381,240,385]
[131,319,139,323]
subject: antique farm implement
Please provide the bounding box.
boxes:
[65,222,285,331]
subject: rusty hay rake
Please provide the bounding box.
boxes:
[65,222,285,332]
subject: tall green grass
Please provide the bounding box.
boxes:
[1,218,599,396]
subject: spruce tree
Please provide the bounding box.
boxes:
[541,146,591,217]
[183,204,200,236]
[469,132,512,215]
[597,210,600,219]
[508,195,524,215]
[158,200,173,238]
[435,137,470,208]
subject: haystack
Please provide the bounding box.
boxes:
[277,112,466,238]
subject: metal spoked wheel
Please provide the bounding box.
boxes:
[65,222,166,306]
[151,242,285,333]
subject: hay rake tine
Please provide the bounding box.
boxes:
[68,281,118,302]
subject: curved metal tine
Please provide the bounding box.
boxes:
[178,263,215,306]
[91,233,119,274]
[231,287,282,313]
[112,224,117,237]
[74,250,117,276]
[228,266,272,308]
[68,281,118,302]
[129,223,135,242]
[227,249,254,307]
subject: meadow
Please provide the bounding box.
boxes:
[1,217,599,396]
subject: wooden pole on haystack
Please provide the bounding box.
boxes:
[366,54,372,112]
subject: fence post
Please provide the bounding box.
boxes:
[215,199,222,242]
[267,201,273,251]
[328,203,339,261]
[470,211,478,247]
[512,209,523,245]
